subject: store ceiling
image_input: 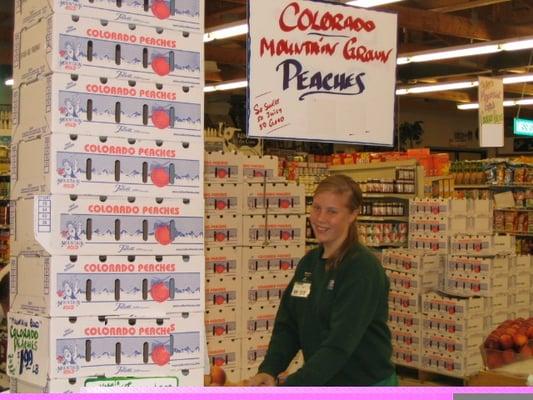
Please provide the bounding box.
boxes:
[204,0,533,107]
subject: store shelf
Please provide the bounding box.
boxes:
[456,183,533,189]
[329,159,419,172]
[358,216,409,222]
[454,184,490,189]
[363,193,415,199]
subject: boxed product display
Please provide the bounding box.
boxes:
[241,274,292,306]
[11,195,204,255]
[15,0,204,33]
[242,182,305,215]
[385,269,439,294]
[242,304,278,338]
[14,14,202,86]
[204,214,242,247]
[10,369,205,393]
[7,312,205,386]
[242,215,306,246]
[421,350,482,378]
[442,272,509,298]
[381,249,443,274]
[421,332,484,355]
[205,246,240,278]
[204,183,242,215]
[10,254,204,317]
[446,255,509,276]
[205,276,240,310]
[241,245,303,277]
[11,134,203,198]
[206,337,241,371]
[241,335,269,369]
[422,313,484,336]
[408,234,449,254]
[12,73,203,142]
[242,155,279,182]
[392,346,420,369]
[450,234,515,256]
[204,307,239,340]
[389,309,421,332]
[204,152,242,183]
[390,326,421,353]
[421,292,485,318]
[388,289,420,313]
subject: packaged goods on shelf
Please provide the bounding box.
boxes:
[388,289,420,313]
[242,274,292,306]
[388,309,421,332]
[205,276,239,310]
[12,134,203,198]
[381,249,444,274]
[15,0,204,32]
[7,312,205,386]
[242,214,306,246]
[14,14,201,86]
[359,222,408,247]
[241,335,269,370]
[204,214,242,247]
[204,151,243,183]
[206,337,241,372]
[10,194,204,255]
[241,245,303,277]
[493,209,531,235]
[10,370,205,393]
[242,304,278,338]
[421,292,485,318]
[205,246,240,278]
[242,182,305,215]
[242,155,280,182]
[10,254,204,317]
[13,74,203,142]
[385,269,439,294]
[204,183,242,215]
[205,307,239,340]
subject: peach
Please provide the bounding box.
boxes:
[210,366,227,386]
[502,349,515,364]
[486,351,504,369]
[526,326,533,339]
[513,333,528,349]
[520,345,532,359]
[499,334,514,350]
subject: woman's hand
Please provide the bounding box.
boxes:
[247,373,276,386]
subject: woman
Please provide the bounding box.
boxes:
[248,175,396,386]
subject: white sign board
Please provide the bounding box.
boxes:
[479,76,504,147]
[247,0,398,145]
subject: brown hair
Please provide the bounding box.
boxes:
[313,174,363,270]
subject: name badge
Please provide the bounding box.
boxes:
[291,282,311,298]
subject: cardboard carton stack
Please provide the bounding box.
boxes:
[8,0,205,392]
[204,151,306,382]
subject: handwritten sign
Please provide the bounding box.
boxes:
[247,0,397,145]
[479,76,504,147]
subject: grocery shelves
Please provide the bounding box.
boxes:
[493,231,533,237]
[363,193,415,200]
[358,216,409,222]
[454,184,489,189]
[455,183,533,189]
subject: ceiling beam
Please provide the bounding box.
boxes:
[382,4,533,40]
[408,90,473,103]
[428,0,512,13]
[206,6,246,29]
[205,43,246,65]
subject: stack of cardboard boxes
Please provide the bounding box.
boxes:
[204,151,306,383]
[8,0,206,392]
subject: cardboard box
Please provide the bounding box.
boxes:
[204,214,242,247]
[420,350,482,378]
[388,310,421,332]
[242,304,279,338]
[421,332,483,356]
[205,276,239,310]
[7,312,205,386]
[421,292,485,318]
[11,133,203,198]
[12,73,203,142]
[421,313,484,337]
[207,338,241,371]
[14,14,202,86]
[205,246,240,278]
[390,326,421,353]
[241,245,303,278]
[509,290,530,309]
[15,0,204,32]
[10,370,204,393]
[10,254,204,317]
[204,183,242,215]
[388,289,420,313]
[204,307,239,340]
[386,269,439,294]
[409,198,449,217]
[381,249,443,274]
[450,234,515,256]
[391,346,420,369]
[242,155,279,182]
[11,194,204,255]
[446,255,508,276]
[241,335,270,369]
[242,182,305,215]
[242,215,306,246]
[408,234,449,254]
[204,151,242,183]
[408,216,449,235]
[242,274,292,306]
[442,272,508,298]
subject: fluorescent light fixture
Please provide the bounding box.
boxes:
[346,0,403,7]
[500,38,533,51]
[204,23,248,43]
[203,80,247,93]
[396,81,478,95]
[4,79,13,86]
[457,97,533,110]
[502,74,533,84]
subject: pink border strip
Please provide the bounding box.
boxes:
[5,387,533,399]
